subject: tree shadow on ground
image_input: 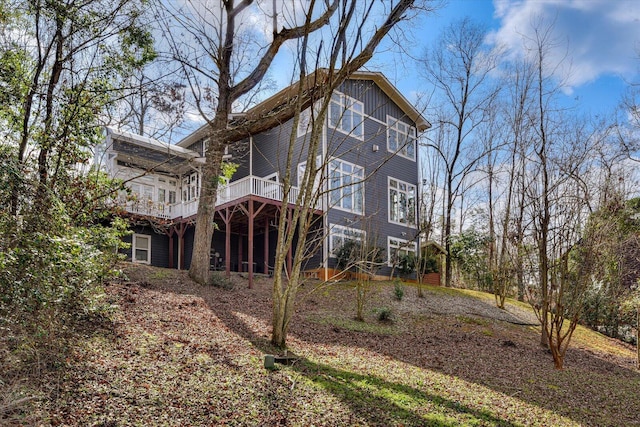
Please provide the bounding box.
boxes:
[289,358,521,427]
[134,269,640,427]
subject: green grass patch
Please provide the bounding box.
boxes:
[456,315,490,327]
[308,314,398,335]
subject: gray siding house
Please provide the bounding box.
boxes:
[100,71,430,281]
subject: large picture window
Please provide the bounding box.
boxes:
[387,116,417,161]
[387,237,417,266]
[329,92,364,139]
[132,234,151,264]
[329,224,365,256]
[329,159,364,214]
[388,177,416,226]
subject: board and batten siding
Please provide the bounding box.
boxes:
[324,78,420,276]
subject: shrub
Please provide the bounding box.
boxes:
[0,220,129,372]
[396,253,416,278]
[394,280,404,301]
[377,307,393,322]
[208,272,235,290]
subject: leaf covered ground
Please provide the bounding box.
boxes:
[6,265,640,426]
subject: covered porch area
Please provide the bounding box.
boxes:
[211,193,323,288]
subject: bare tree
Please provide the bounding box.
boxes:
[110,63,187,141]
[419,17,502,287]
[269,0,435,345]
[485,58,537,307]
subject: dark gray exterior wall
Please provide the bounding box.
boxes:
[324,79,420,276]
[122,225,171,268]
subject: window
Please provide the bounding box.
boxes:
[129,183,153,202]
[182,173,199,202]
[297,108,312,137]
[329,224,365,256]
[132,234,151,264]
[158,188,166,204]
[387,117,417,161]
[388,177,416,226]
[329,159,364,214]
[329,92,364,139]
[388,237,416,266]
[297,155,322,193]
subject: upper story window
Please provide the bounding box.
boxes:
[388,177,416,227]
[297,155,322,193]
[329,159,364,214]
[387,116,417,161]
[297,108,312,137]
[182,172,199,202]
[129,182,153,202]
[329,224,365,256]
[329,92,364,139]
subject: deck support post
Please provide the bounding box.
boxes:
[264,218,269,275]
[248,199,254,288]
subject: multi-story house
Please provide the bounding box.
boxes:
[99,71,430,283]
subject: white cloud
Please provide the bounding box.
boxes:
[490,0,640,91]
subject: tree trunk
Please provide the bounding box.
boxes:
[444,177,453,287]
[189,139,225,284]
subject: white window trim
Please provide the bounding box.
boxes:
[297,108,312,137]
[328,91,365,140]
[132,234,151,264]
[388,176,417,227]
[386,115,417,161]
[387,237,417,267]
[329,158,365,215]
[263,172,279,182]
[297,155,322,192]
[329,223,366,256]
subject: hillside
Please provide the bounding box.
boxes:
[8,264,640,426]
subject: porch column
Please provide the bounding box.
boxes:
[176,222,187,270]
[263,218,269,275]
[217,207,233,278]
[238,233,243,273]
[248,199,254,288]
[168,232,174,269]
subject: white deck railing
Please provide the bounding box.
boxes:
[119,175,303,220]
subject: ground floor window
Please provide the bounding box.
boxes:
[133,234,151,264]
[329,224,365,256]
[387,237,416,266]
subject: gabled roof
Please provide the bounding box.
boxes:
[177,70,430,148]
[348,71,431,132]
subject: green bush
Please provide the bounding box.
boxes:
[394,281,404,301]
[0,221,129,370]
[208,272,235,290]
[377,307,393,322]
[396,253,416,278]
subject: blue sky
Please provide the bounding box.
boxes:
[395,0,640,119]
[172,0,640,139]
